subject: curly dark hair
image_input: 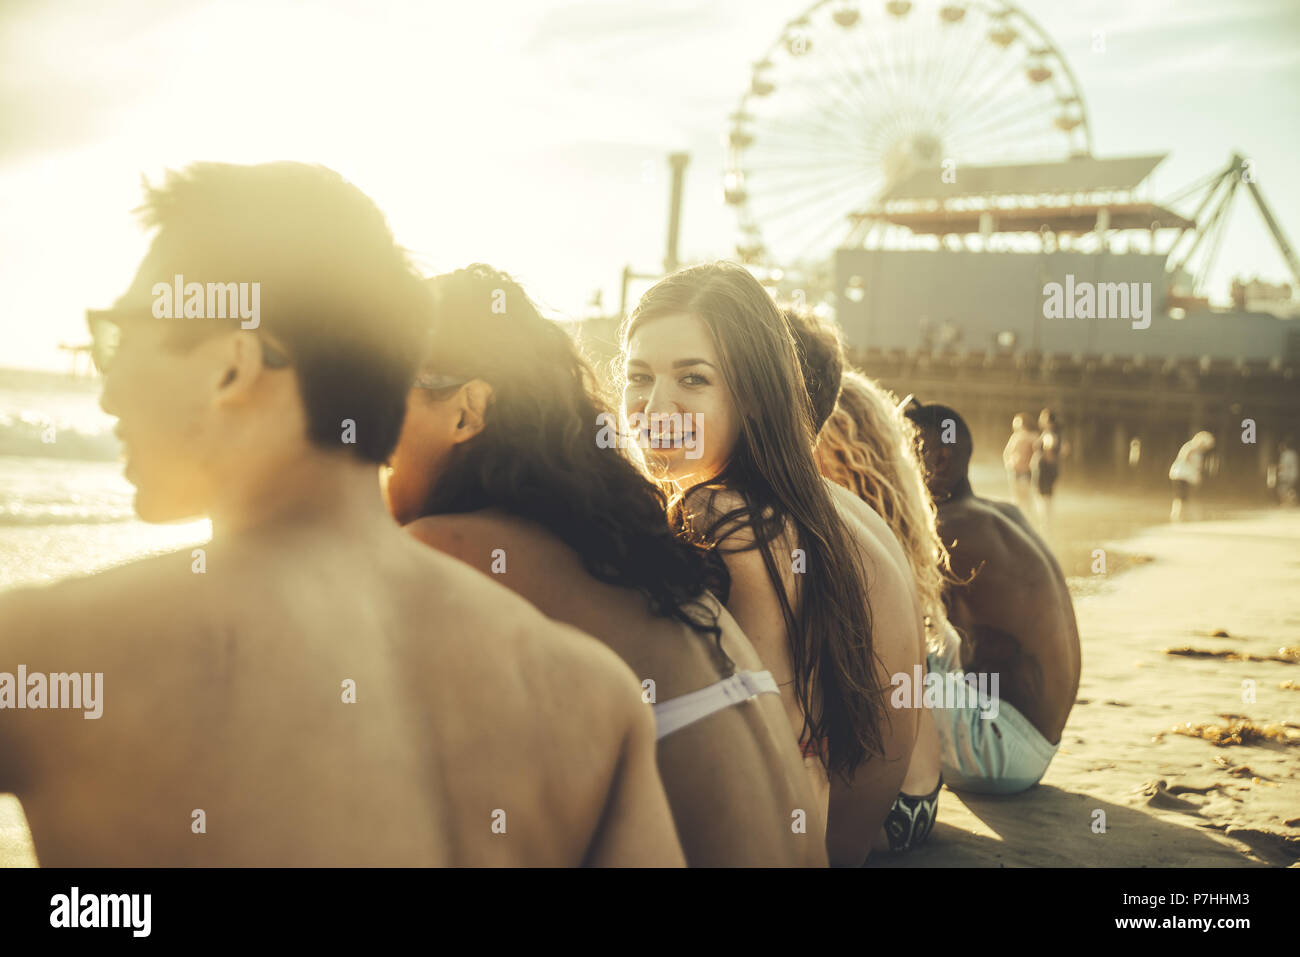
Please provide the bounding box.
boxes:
[415,264,733,660]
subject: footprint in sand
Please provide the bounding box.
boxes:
[1166,782,1220,796]
[1139,779,1213,814]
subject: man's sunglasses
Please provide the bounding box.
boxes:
[85,309,290,375]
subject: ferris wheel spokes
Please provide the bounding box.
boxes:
[725,0,1092,267]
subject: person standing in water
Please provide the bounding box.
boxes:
[1003,413,1037,514]
[1030,408,1065,534]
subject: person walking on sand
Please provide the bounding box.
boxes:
[1003,413,1037,514]
[1030,408,1065,535]
[1169,430,1215,522]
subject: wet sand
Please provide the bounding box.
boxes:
[871,505,1300,868]
[3,503,1297,867]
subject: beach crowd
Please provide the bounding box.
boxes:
[0,162,1083,866]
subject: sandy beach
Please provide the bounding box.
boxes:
[3,506,1298,868]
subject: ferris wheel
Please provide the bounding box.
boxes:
[724,0,1093,269]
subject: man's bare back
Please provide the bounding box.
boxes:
[936,495,1081,743]
[406,508,825,866]
[0,523,684,866]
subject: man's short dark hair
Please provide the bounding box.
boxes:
[783,308,843,433]
[904,402,973,476]
[129,162,432,463]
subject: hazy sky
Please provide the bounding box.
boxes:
[2,0,1297,370]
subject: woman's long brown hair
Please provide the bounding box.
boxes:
[621,262,886,778]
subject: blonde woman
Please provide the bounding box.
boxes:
[816,373,953,653]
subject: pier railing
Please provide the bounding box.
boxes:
[850,347,1298,496]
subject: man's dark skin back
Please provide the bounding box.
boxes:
[908,405,1080,744]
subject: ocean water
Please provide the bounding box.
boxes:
[0,368,208,591]
[0,366,1170,595]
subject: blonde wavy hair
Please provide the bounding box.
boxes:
[815,370,954,652]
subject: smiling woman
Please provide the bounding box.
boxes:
[595,410,704,460]
[622,326,740,485]
[620,262,887,793]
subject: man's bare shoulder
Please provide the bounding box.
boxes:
[397,530,642,712]
[936,497,1009,544]
[0,547,209,638]
[984,497,1037,535]
[940,498,1052,588]
[463,604,648,758]
[528,619,647,707]
[981,497,1063,572]
[937,500,1007,578]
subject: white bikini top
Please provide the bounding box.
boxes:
[652,669,780,740]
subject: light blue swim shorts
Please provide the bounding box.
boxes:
[926,640,1059,796]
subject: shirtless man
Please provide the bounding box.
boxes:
[904,402,1080,794]
[0,162,682,866]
